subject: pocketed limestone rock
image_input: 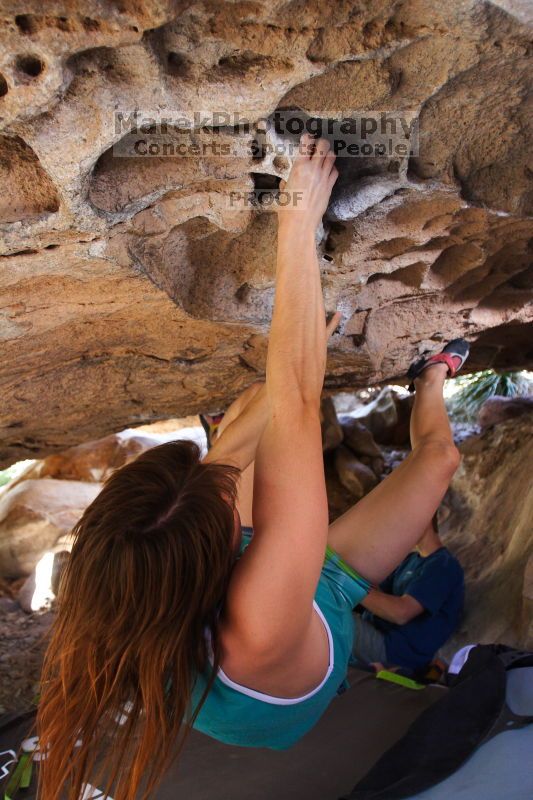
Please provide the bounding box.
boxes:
[1,0,532,468]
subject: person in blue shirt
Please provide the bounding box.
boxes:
[352,512,464,672]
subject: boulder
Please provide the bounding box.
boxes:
[17,549,70,613]
[341,419,382,458]
[357,388,399,444]
[0,479,101,578]
[371,457,386,477]
[25,433,153,483]
[390,392,415,447]
[320,397,344,452]
[439,415,533,655]
[344,388,414,446]
[334,446,376,500]
[13,425,207,487]
[478,395,533,430]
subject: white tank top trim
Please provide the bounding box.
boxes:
[214,600,335,706]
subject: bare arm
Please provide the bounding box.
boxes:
[361,589,424,625]
[204,316,340,472]
[221,135,339,656]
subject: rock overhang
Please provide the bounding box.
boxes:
[0,0,532,467]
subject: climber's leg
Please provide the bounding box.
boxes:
[327,364,460,584]
[212,382,263,527]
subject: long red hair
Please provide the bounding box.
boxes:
[37,440,239,799]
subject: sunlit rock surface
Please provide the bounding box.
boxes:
[441,412,533,653]
[1,0,532,466]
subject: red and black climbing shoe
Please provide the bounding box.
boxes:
[199,412,225,449]
[407,338,470,393]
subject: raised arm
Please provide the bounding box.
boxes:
[203,313,341,473]
[221,135,338,657]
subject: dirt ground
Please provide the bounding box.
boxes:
[0,592,53,713]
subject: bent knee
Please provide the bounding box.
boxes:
[413,440,461,478]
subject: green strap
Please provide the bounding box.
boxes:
[4,753,33,800]
[324,545,370,587]
[376,669,425,691]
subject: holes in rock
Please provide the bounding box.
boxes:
[430,243,484,286]
[235,283,251,303]
[167,51,189,78]
[252,173,280,191]
[372,236,415,259]
[0,135,60,223]
[90,127,251,213]
[15,54,44,78]
[366,262,427,288]
[0,74,7,97]
[56,17,73,32]
[15,14,36,34]
[509,265,533,290]
[131,215,275,325]
[82,17,100,32]
[216,51,270,78]
[251,172,281,204]
[9,248,38,256]
[324,221,347,254]
[407,154,436,181]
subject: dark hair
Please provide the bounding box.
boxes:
[432,511,439,533]
[37,440,239,800]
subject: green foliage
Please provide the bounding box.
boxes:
[0,461,33,488]
[0,467,14,487]
[447,370,533,422]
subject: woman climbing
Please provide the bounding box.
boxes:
[37,134,469,800]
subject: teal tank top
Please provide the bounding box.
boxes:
[189,528,365,749]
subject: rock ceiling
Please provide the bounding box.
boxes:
[0,0,532,466]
